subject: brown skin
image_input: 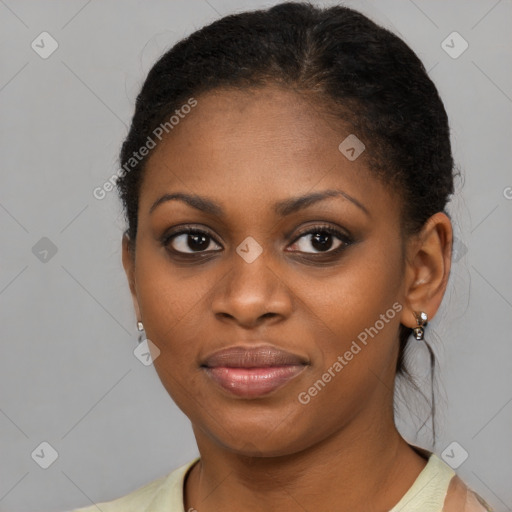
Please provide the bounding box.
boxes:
[122,85,452,512]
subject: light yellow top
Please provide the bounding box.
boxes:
[390,451,454,511]
[71,452,492,511]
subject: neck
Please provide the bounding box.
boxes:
[184,407,428,512]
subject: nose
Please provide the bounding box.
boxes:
[211,250,293,328]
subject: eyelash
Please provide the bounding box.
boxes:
[161,224,353,259]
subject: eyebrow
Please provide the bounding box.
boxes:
[149,189,370,217]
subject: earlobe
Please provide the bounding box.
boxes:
[400,212,453,330]
[122,233,142,322]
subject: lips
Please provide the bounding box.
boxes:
[201,345,309,398]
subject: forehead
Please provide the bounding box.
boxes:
[145,85,344,172]
[139,85,395,221]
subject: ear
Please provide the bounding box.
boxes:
[122,233,142,323]
[400,212,453,329]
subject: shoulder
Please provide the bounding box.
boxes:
[70,473,169,512]
[69,458,199,512]
[391,446,494,512]
[443,474,494,512]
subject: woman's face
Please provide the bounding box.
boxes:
[123,85,412,456]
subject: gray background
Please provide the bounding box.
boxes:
[1,0,511,510]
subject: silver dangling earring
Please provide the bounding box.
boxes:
[412,311,428,340]
[137,321,145,343]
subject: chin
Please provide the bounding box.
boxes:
[195,405,317,457]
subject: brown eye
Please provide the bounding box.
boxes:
[165,229,222,254]
[288,226,352,254]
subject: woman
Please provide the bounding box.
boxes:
[73,2,493,511]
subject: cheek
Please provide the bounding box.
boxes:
[296,243,404,388]
[133,247,214,357]
[292,272,403,428]
[302,248,403,338]
[134,253,211,408]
